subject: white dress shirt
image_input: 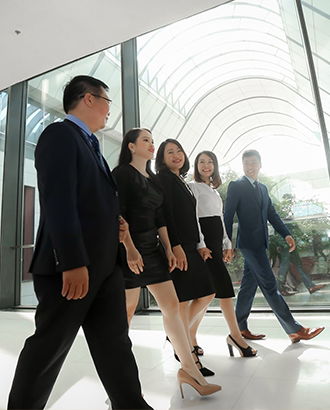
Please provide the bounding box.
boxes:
[189,180,232,249]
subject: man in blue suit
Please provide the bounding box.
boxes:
[224,149,324,343]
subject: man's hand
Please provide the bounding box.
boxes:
[62,266,89,300]
[197,247,212,261]
[285,235,296,253]
[173,245,188,271]
[119,216,128,243]
[223,248,234,263]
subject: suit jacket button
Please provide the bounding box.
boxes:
[56,261,60,266]
[118,215,121,222]
[115,191,119,196]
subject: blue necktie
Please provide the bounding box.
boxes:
[254,180,262,205]
[89,133,106,170]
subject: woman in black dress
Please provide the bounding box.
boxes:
[189,151,257,357]
[155,139,217,371]
[113,129,221,397]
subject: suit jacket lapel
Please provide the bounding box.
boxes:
[65,120,117,188]
[242,176,262,209]
[172,171,196,207]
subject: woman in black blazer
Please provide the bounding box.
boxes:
[156,139,216,375]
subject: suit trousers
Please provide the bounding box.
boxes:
[7,266,151,410]
[236,248,302,335]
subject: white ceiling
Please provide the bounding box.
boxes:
[0,0,229,91]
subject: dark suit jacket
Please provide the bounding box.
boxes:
[157,167,200,247]
[30,119,120,276]
[224,176,290,250]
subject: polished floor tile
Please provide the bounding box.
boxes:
[0,310,329,409]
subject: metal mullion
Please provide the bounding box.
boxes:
[0,82,27,309]
[294,0,330,181]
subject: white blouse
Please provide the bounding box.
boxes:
[189,180,232,250]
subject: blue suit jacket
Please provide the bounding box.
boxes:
[224,176,290,250]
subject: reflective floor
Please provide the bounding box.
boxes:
[0,310,329,410]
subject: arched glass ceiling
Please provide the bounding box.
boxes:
[138,0,296,115]
[138,0,330,172]
[25,46,122,144]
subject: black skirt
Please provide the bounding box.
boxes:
[199,216,235,299]
[171,243,216,302]
[120,228,171,289]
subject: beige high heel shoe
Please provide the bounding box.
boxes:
[177,369,221,398]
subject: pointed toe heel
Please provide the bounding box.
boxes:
[192,350,215,376]
[177,369,221,398]
[226,335,257,358]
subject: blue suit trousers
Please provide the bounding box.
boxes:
[236,248,302,334]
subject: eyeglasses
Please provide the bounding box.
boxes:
[79,93,112,105]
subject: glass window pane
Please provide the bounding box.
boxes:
[21,46,122,306]
[139,0,330,310]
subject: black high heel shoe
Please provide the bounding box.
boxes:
[192,351,215,377]
[227,334,258,357]
[165,336,180,362]
[193,345,204,356]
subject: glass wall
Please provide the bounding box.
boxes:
[21,46,122,305]
[1,0,329,310]
[301,1,330,151]
[138,0,330,308]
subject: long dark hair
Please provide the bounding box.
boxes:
[194,150,222,189]
[155,138,190,177]
[117,127,158,180]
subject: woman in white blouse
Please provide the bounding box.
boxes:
[189,151,257,358]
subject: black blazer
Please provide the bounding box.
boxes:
[157,167,200,247]
[224,176,291,250]
[30,119,121,276]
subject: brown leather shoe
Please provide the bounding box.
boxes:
[240,329,266,340]
[308,284,327,294]
[289,326,325,343]
[280,289,296,296]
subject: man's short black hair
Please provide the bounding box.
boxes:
[242,149,261,162]
[63,75,109,113]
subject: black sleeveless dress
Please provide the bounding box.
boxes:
[113,164,171,289]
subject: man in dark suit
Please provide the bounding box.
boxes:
[224,149,324,343]
[7,76,152,410]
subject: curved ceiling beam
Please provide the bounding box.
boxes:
[219,133,321,165]
[159,44,291,96]
[141,27,289,92]
[187,96,318,159]
[175,77,321,140]
[170,59,294,110]
[138,2,283,77]
[221,124,320,160]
